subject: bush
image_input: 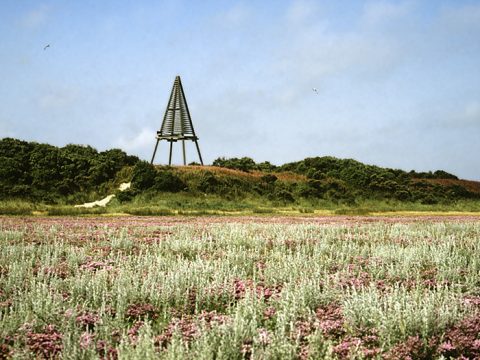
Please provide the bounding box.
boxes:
[273,189,295,203]
[261,174,277,184]
[296,182,318,198]
[197,171,220,193]
[321,178,350,200]
[212,157,257,172]
[433,170,458,180]
[421,195,439,205]
[132,161,157,190]
[116,189,137,203]
[448,185,475,199]
[394,190,411,201]
[154,171,186,192]
[0,138,139,202]
[257,161,277,172]
[306,169,326,180]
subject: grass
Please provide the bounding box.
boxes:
[0,200,44,216]
[2,195,480,217]
[1,216,479,359]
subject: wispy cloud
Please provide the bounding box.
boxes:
[439,2,480,30]
[269,2,403,102]
[362,1,413,26]
[443,101,480,128]
[38,89,78,111]
[464,101,480,122]
[286,0,321,25]
[215,3,251,29]
[115,128,155,154]
[19,4,50,29]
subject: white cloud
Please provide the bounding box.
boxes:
[115,128,155,153]
[19,4,50,29]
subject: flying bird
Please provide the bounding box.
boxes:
[312,87,318,94]
[43,44,50,50]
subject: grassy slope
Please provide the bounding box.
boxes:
[174,166,307,182]
[175,166,480,195]
[416,178,480,194]
[1,166,480,216]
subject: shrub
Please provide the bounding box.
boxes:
[273,189,295,203]
[394,190,411,201]
[306,169,326,180]
[448,185,475,199]
[197,171,220,193]
[116,189,137,203]
[154,171,186,193]
[212,157,257,172]
[261,174,277,184]
[322,178,351,200]
[421,195,439,205]
[433,170,458,180]
[132,161,157,190]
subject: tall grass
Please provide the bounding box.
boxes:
[0,200,43,215]
[2,195,480,217]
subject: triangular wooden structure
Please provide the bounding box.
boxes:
[151,76,204,165]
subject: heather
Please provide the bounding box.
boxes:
[0,216,479,359]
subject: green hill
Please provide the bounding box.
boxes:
[1,137,479,215]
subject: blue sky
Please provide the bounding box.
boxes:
[1,0,479,179]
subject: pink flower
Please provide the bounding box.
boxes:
[80,332,94,349]
[257,328,271,345]
[76,311,100,330]
[439,341,455,352]
[263,306,276,319]
[128,321,144,343]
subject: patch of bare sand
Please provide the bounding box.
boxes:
[74,182,131,208]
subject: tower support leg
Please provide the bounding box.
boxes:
[194,140,204,165]
[151,139,160,164]
[168,141,173,166]
[182,140,186,165]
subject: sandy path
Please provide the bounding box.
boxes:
[74,182,131,208]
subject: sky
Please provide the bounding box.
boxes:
[1,0,480,180]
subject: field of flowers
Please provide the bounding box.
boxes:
[1,215,479,359]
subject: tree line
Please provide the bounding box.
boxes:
[0,138,138,202]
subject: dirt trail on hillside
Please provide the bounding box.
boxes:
[74,182,130,208]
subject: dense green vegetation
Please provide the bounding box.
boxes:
[277,157,469,203]
[1,138,479,215]
[130,157,478,207]
[0,138,137,203]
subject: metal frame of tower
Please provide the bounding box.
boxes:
[151,76,204,165]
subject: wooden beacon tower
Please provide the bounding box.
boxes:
[151,76,204,165]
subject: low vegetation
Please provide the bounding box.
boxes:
[1,217,479,359]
